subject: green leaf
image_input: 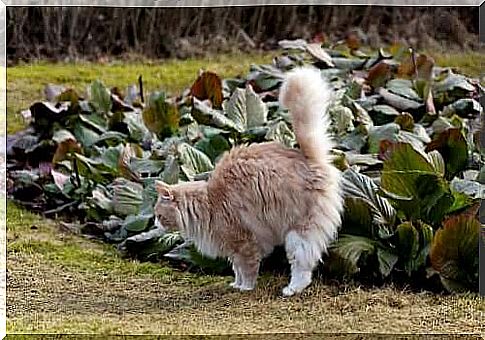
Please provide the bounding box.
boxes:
[377,88,424,112]
[367,123,400,153]
[194,134,230,163]
[330,105,354,135]
[442,99,483,119]
[72,123,101,148]
[225,85,268,131]
[425,128,468,180]
[178,143,214,180]
[111,178,144,216]
[342,169,396,229]
[142,91,180,139]
[245,84,268,128]
[381,142,453,224]
[433,72,477,106]
[226,88,247,131]
[129,158,165,175]
[122,111,151,143]
[369,105,401,125]
[122,210,153,232]
[376,246,398,278]
[386,79,422,102]
[89,80,112,114]
[396,222,420,262]
[162,155,180,185]
[90,186,114,213]
[265,120,296,148]
[330,235,376,275]
[425,150,445,176]
[192,98,242,133]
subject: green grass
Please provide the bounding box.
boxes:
[6,201,223,284]
[7,52,276,134]
[429,50,484,79]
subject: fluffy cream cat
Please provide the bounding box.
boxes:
[154,66,343,296]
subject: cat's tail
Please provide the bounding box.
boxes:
[279,66,335,168]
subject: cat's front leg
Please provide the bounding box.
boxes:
[230,251,261,291]
[229,261,242,289]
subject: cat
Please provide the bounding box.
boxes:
[154,66,344,296]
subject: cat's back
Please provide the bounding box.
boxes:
[210,142,306,183]
[207,142,325,201]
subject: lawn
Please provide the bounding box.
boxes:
[5,50,485,335]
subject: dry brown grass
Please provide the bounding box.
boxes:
[6,204,484,335]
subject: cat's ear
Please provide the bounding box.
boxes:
[155,180,173,201]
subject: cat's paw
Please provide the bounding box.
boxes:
[229,281,241,289]
[237,284,255,291]
[282,286,297,297]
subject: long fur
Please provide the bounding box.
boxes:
[155,66,344,296]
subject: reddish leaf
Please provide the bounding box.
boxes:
[367,61,392,89]
[190,71,224,109]
[346,32,360,51]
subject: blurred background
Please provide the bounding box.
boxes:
[6,6,481,63]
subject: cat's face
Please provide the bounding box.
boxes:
[154,180,183,233]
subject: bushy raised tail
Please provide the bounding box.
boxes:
[279,66,335,168]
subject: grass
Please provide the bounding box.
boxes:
[6,50,485,335]
[6,52,275,134]
[428,50,484,80]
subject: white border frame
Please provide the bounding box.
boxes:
[0,2,483,339]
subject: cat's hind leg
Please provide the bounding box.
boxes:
[283,229,324,296]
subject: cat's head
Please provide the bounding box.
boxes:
[154,180,183,233]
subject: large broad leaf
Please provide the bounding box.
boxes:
[380,142,453,224]
[246,64,285,92]
[386,79,422,102]
[342,169,396,231]
[89,80,112,114]
[122,209,153,233]
[162,155,180,185]
[191,98,241,133]
[330,105,354,135]
[178,143,214,181]
[376,246,398,278]
[306,43,335,67]
[425,128,468,180]
[164,241,230,274]
[433,72,477,106]
[194,134,230,163]
[367,123,400,153]
[328,235,376,276]
[395,221,433,276]
[111,178,144,216]
[377,88,424,112]
[442,99,482,119]
[368,105,400,126]
[225,85,268,131]
[264,120,296,148]
[123,111,151,143]
[190,71,224,109]
[72,123,101,148]
[120,230,184,261]
[142,91,179,139]
[430,213,480,293]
